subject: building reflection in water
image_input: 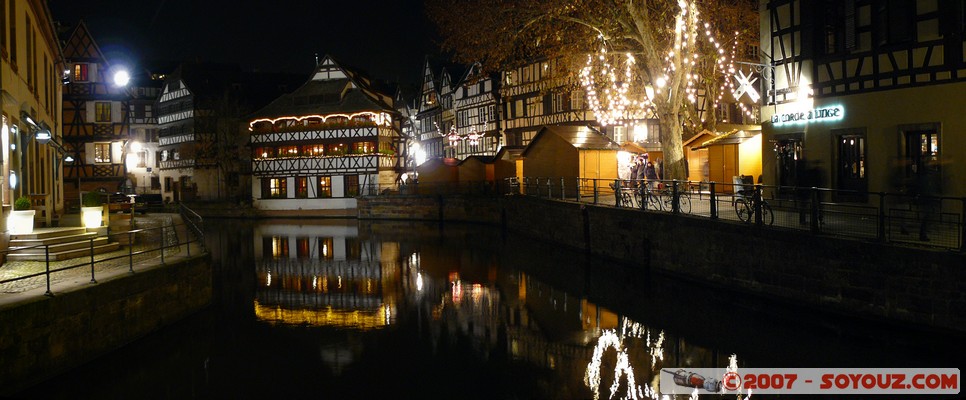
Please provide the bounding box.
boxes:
[250,221,740,398]
[253,222,399,330]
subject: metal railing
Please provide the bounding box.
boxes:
[504,177,966,252]
[179,203,206,252]
[0,221,206,297]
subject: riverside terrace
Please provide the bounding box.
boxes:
[362,178,965,252]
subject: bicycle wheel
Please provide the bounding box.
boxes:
[677,194,691,214]
[633,189,645,210]
[650,193,665,211]
[735,198,752,222]
[761,202,774,225]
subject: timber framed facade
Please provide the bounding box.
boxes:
[61,21,131,209]
[248,56,400,213]
[761,0,966,197]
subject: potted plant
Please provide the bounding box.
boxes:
[81,191,104,228]
[8,196,35,234]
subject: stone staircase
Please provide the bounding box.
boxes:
[7,227,120,262]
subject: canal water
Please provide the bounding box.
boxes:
[20,219,963,399]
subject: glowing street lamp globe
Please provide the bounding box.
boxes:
[113,69,131,87]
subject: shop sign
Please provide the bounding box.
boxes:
[770,106,844,126]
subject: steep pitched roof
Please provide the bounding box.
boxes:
[61,20,105,62]
[522,125,619,156]
[249,55,395,121]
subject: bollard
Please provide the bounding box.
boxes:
[44,245,53,296]
[90,237,97,284]
[129,231,135,273]
[810,188,820,233]
[878,193,886,242]
[671,180,680,214]
[709,182,718,219]
[160,225,166,265]
[754,185,763,226]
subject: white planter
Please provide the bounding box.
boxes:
[8,210,36,234]
[82,206,104,228]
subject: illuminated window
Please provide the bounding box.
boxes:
[352,141,375,154]
[137,150,147,167]
[73,63,89,82]
[295,176,308,198]
[317,176,331,198]
[327,143,346,155]
[318,237,334,259]
[277,145,298,157]
[94,142,111,163]
[301,144,325,157]
[345,175,359,197]
[261,178,287,198]
[95,102,111,122]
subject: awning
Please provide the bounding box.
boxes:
[692,129,761,150]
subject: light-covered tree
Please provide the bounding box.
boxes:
[428,0,758,180]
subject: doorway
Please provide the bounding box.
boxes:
[835,131,867,201]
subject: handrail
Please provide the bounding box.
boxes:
[179,203,206,252]
[0,221,207,296]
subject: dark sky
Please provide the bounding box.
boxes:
[48,0,438,88]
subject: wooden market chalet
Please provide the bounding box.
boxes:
[248,56,402,214]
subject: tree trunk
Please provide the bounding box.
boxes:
[658,114,687,181]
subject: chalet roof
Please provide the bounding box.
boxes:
[494,145,526,161]
[522,125,619,156]
[457,155,493,166]
[693,129,762,149]
[249,56,395,121]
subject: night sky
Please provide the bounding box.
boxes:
[48,0,437,88]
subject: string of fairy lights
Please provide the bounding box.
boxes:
[579,0,759,130]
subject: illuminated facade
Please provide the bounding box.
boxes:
[451,63,501,160]
[1,0,64,227]
[248,56,401,213]
[61,21,160,207]
[761,0,966,197]
[414,59,446,161]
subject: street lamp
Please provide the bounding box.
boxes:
[112,68,131,88]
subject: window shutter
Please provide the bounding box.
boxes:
[85,142,95,163]
[844,0,857,50]
[111,142,123,164]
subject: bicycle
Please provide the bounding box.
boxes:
[610,182,636,208]
[653,183,692,214]
[733,186,774,225]
[634,184,664,211]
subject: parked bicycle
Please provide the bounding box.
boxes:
[733,183,773,225]
[653,182,692,214]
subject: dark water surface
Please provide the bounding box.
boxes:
[18,219,964,399]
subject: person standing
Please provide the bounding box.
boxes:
[644,161,659,191]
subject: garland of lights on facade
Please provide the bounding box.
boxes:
[579,0,759,129]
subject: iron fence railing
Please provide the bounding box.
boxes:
[0,221,206,296]
[501,177,965,251]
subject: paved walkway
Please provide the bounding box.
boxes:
[0,214,202,306]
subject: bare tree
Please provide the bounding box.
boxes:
[428,0,757,180]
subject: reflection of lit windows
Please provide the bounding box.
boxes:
[296,237,310,259]
[345,237,361,260]
[94,142,111,163]
[318,237,334,259]
[262,236,289,259]
[317,176,331,198]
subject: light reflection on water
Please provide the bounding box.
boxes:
[18,219,962,399]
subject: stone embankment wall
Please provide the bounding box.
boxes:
[359,195,966,333]
[0,255,211,394]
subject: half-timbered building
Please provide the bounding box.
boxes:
[451,63,501,160]
[1,0,64,226]
[415,59,445,160]
[60,21,133,209]
[500,58,597,148]
[248,56,400,214]
[761,0,966,197]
